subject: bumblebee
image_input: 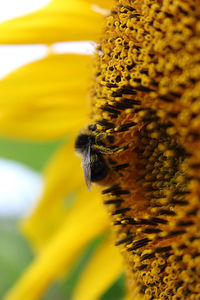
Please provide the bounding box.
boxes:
[75,123,130,189]
[75,132,109,190]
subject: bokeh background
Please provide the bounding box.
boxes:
[0,1,125,299]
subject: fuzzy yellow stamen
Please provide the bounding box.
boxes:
[78,0,200,299]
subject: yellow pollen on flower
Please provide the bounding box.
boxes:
[77,0,200,299]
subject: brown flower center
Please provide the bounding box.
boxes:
[76,0,200,299]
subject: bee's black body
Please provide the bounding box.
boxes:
[75,133,109,186]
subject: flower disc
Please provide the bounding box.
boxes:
[80,0,200,299]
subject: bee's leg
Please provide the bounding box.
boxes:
[92,144,129,155]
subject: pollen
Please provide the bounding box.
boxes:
[88,0,200,299]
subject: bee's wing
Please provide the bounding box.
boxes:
[81,145,92,190]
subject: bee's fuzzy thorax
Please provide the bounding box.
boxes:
[84,0,200,299]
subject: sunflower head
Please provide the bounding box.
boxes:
[76,0,200,299]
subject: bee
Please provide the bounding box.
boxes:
[75,124,130,190]
[75,132,109,190]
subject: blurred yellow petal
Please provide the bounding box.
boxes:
[0,112,87,140]
[0,53,92,140]
[85,0,113,9]
[73,236,123,300]
[4,187,109,300]
[122,296,132,300]
[0,0,105,44]
[0,53,92,107]
[21,139,85,251]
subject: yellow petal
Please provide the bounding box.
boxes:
[122,296,132,300]
[0,0,105,44]
[21,139,85,251]
[73,236,123,300]
[4,187,109,300]
[85,0,113,9]
[0,53,92,141]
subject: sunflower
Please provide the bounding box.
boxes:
[1,0,200,300]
